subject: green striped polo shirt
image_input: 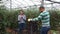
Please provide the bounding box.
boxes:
[32,10,50,27]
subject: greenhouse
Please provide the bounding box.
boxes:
[0,0,60,34]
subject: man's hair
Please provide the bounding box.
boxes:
[39,6,45,9]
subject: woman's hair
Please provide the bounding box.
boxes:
[20,10,24,12]
[20,10,24,14]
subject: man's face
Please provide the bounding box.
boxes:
[39,8,45,12]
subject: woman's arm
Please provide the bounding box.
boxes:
[18,15,20,22]
[22,15,26,21]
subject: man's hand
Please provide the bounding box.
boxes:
[28,19,32,21]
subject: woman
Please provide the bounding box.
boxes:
[18,10,26,34]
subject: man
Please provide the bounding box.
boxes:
[18,10,26,34]
[28,6,50,34]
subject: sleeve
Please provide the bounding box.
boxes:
[32,13,42,21]
[18,15,20,22]
[23,15,26,21]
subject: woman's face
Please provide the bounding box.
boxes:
[20,11,24,15]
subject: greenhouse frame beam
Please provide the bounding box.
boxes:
[49,1,60,4]
[19,5,37,8]
[22,0,31,6]
[16,0,26,7]
[29,0,36,5]
[9,0,58,9]
[12,1,23,8]
[18,3,52,8]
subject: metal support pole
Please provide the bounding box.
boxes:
[10,0,12,11]
[51,3,53,9]
[41,0,44,7]
[31,23,33,34]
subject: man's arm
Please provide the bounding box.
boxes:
[31,13,42,21]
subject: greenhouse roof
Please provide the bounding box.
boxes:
[2,0,60,9]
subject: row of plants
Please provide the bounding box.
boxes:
[0,6,60,34]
